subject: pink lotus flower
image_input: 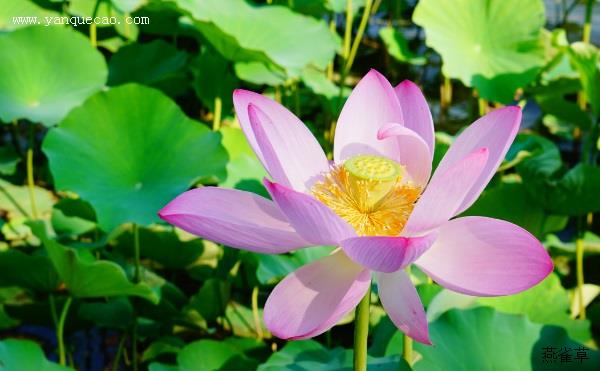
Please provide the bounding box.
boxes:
[159,70,553,344]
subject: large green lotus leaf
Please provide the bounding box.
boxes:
[568,42,600,115]
[51,198,97,237]
[176,339,258,371]
[0,0,59,31]
[0,250,60,292]
[42,236,159,302]
[386,307,542,371]
[220,127,268,197]
[78,297,134,329]
[0,26,107,126]
[477,274,590,343]
[192,48,237,113]
[220,301,271,339]
[42,84,227,231]
[108,40,189,96]
[234,61,286,86]
[186,278,230,322]
[111,0,148,13]
[463,181,567,238]
[0,178,55,220]
[532,326,600,370]
[515,135,600,214]
[413,0,546,103]
[175,0,339,73]
[114,226,203,269]
[259,339,409,371]
[0,146,20,175]
[379,26,426,65]
[0,339,74,371]
[427,274,591,343]
[255,245,334,285]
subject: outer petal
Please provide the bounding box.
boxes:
[415,216,554,296]
[377,270,431,344]
[395,80,435,155]
[340,233,437,273]
[377,123,432,186]
[233,89,329,192]
[264,250,371,339]
[435,106,521,214]
[158,187,309,253]
[402,148,489,236]
[334,69,404,163]
[264,180,355,245]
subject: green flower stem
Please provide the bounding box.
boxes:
[353,284,371,371]
[402,266,413,365]
[345,0,373,72]
[478,97,488,116]
[90,0,103,47]
[213,96,222,131]
[343,0,353,60]
[251,286,264,340]
[112,333,127,371]
[441,76,452,110]
[578,0,594,109]
[57,297,73,366]
[402,333,413,366]
[576,236,586,319]
[26,122,38,219]
[133,224,141,283]
[583,0,593,44]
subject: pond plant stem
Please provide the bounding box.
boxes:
[346,0,373,73]
[478,97,488,116]
[402,267,413,365]
[251,286,264,340]
[90,0,103,47]
[583,0,594,44]
[577,0,594,109]
[576,237,586,319]
[26,122,38,219]
[112,333,127,371]
[133,224,141,283]
[57,297,73,366]
[213,96,222,131]
[353,284,371,371]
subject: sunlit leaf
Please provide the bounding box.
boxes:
[175,0,339,74]
[0,339,74,371]
[108,40,189,96]
[42,84,227,231]
[0,26,107,126]
[413,0,546,103]
[387,308,542,370]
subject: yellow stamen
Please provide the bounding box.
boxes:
[312,155,421,236]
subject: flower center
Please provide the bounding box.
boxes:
[311,155,421,236]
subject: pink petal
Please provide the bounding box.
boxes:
[435,106,521,214]
[340,233,437,273]
[158,187,309,253]
[395,80,435,155]
[377,269,431,344]
[415,216,554,296]
[377,123,432,186]
[264,250,371,339]
[334,69,404,163]
[264,180,355,245]
[403,148,489,236]
[233,89,329,192]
